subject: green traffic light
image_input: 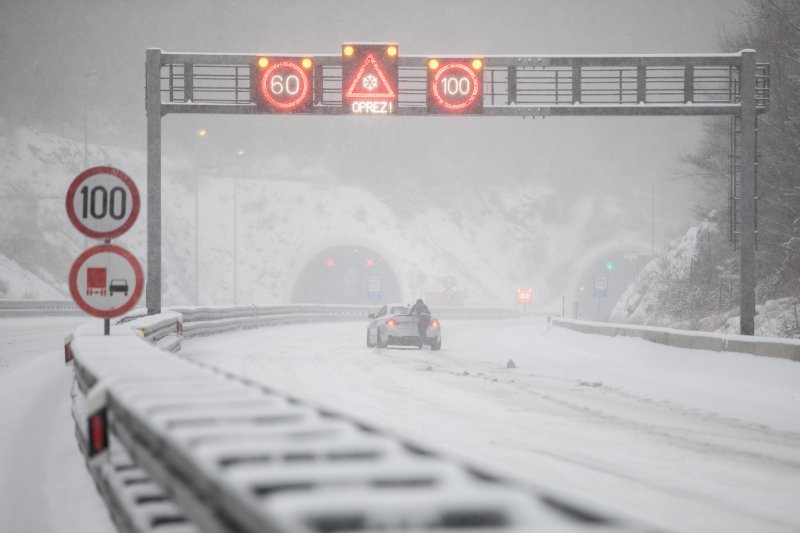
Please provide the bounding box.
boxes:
[606,261,614,271]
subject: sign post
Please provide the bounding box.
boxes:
[66,166,142,334]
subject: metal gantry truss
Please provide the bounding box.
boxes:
[152,51,769,116]
[146,49,769,333]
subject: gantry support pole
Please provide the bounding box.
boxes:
[739,50,757,335]
[145,49,163,315]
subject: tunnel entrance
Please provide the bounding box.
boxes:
[291,245,403,305]
[571,252,653,321]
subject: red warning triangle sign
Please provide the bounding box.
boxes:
[345,54,396,99]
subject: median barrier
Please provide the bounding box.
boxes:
[552,318,800,361]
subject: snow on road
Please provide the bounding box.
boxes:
[0,317,115,533]
[183,317,800,533]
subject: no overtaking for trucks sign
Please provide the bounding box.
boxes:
[69,244,144,318]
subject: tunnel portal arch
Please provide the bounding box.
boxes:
[562,241,655,320]
[289,243,406,305]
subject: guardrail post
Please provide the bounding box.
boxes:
[146,49,162,315]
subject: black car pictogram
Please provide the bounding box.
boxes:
[109,279,129,296]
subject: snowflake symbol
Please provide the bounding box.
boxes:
[362,74,378,91]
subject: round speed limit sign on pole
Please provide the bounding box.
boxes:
[66,166,140,239]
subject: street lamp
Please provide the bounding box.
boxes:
[194,128,207,305]
[233,149,245,304]
[83,71,97,250]
[83,71,98,168]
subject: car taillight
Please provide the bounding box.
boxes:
[386,318,396,327]
[430,319,440,328]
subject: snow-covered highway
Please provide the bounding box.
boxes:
[0,317,115,533]
[2,315,800,532]
[182,317,800,533]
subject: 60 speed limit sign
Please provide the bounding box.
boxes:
[66,166,140,239]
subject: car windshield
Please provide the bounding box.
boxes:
[390,306,410,315]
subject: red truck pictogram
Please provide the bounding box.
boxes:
[86,267,107,296]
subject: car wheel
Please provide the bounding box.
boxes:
[377,331,387,348]
[431,336,441,351]
[366,330,375,348]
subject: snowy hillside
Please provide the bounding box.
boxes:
[611,215,800,338]
[1,123,647,308]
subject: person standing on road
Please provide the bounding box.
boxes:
[409,298,431,348]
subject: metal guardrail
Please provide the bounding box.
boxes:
[66,306,658,532]
[0,298,82,317]
[123,304,524,352]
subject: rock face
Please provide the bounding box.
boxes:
[610,215,800,339]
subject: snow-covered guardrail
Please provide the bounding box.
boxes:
[119,304,523,353]
[0,298,81,317]
[66,318,653,533]
[552,317,800,362]
[174,304,374,340]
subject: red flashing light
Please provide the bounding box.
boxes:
[428,60,483,114]
[254,58,312,113]
[366,258,375,267]
[325,258,335,268]
[516,288,533,304]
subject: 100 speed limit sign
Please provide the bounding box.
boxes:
[66,166,140,239]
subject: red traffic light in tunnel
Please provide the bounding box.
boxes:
[325,258,335,268]
[366,258,375,268]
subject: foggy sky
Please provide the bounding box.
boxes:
[0,0,750,246]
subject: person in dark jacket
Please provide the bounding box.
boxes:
[409,298,431,348]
